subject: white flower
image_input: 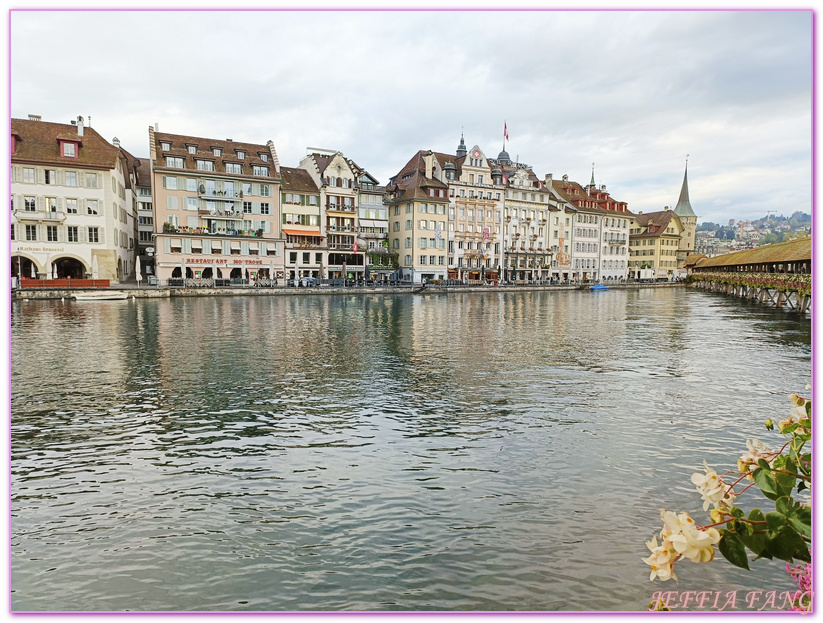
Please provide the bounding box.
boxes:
[669,518,721,563]
[642,535,678,582]
[691,461,735,511]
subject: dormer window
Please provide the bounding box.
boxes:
[63,142,76,157]
[260,153,268,162]
[188,145,197,154]
[161,142,171,151]
[236,151,245,160]
[213,148,222,157]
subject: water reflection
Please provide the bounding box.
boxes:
[11,288,810,611]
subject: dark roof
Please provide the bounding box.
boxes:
[153,131,278,180]
[386,150,449,204]
[280,166,320,194]
[631,210,680,238]
[132,157,152,187]
[695,237,811,268]
[12,118,121,169]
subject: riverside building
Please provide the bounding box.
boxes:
[386,151,450,283]
[628,208,686,280]
[298,149,366,280]
[149,127,285,283]
[11,114,137,283]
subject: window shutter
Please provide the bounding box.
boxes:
[182,239,191,254]
[164,237,171,253]
[58,226,66,243]
[241,241,249,255]
[162,176,167,189]
[203,239,212,254]
[252,202,260,215]
[223,240,231,255]
[79,226,87,243]
[187,216,198,228]
[259,242,267,255]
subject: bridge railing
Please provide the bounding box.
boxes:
[690,271,811,296]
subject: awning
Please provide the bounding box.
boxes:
[249,241,259,250]
[230,241,241,249]
[170,238,182,246]
[283,228,321,237]
[191,239,203,248]
[359,219,377,228]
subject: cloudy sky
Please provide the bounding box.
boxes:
[10,9,812,225]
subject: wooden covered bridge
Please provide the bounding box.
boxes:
[687,237,811,313]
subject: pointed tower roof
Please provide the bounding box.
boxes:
[674,159,697,218]
[589,162,596,188]
[456,131,467,158]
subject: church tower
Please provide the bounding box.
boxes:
[673,158,698,266]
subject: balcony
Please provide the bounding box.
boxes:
[14,209,67,222]
[198,189,240,202]
[326,204,356,213]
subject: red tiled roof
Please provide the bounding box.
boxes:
[12,118,121,169]
[153,131,278,180]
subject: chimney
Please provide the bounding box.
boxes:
[28,114,41,121]
[664,206,669,211]
[113,137,121,147]
[544,173,553,186]
[154,123,159,131]
[423,152,434,179]
[77,116,84,137]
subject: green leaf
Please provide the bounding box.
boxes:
[718,532,750,570]
[765,526,808,562]
[766,511,786,532]
[753,467,779,501]
[775,496,793,515]
[729,507,745,519]
[787,506,811,539]
[774,470,797,497]
[757,459,772,470]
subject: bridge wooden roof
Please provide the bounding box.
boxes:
[695,237,811,269]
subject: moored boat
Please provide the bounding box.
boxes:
[590,284,609,291]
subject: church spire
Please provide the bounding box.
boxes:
[589,162,596,187]
[673,155,697,218]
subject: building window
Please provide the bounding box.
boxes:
[88,227,99,243]
[213,148,222,157]
[196,160,215,172]
[165,176,178,190]
[47,225,57,241]
[23,168,35,183]
[87,200,98,215]
[24,196,36,211]
[226,163,242,174]
[25,225,36,240]
[260,203,270,215]
[187,197,198,210]
[260,153,268,162]
[65,172,77,186]
[253,166,269,177]
[165,156,184,168]
[66,199,78,214]
[67,226,79,242]
[161,142,171,151]
[47,197,57,212]
[45,170,57,184]
[243,202,252,214]
[62,142,76,157]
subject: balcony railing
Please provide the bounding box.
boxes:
[13,209,67,222]
[326,204,356,212]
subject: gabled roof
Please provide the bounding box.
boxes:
[132,156,152,187]
[631,210,680,238]
[386,150,449,204]
[11,118,121,169]
[280,166,320,194]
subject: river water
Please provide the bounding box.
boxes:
[10,287,811,612]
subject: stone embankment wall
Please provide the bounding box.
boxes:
[13,283,684,300]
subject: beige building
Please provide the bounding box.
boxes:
[386,151,449,283]
[149,127,284,283]
[298,149,366,280]
[629,208,685,279]
[434,137,504,282]
[11,115,136,283]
